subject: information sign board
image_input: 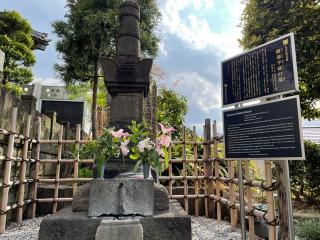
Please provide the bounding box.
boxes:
[222,33,298,106]
[223,96,304,160]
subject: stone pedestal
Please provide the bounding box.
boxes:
[95,220,143,240]
[39,200,191,240]
[88,179,154,217]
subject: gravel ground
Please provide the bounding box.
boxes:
[0,216,242,240]
[191,216,243,240]
[0,217,43,240]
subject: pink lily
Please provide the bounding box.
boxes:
[156,143,165,157]
[120,139,130,156]
[110,129,129,138]
[158,135,171,148]
[159,123,175,135]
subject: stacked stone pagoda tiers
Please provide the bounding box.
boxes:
[100,0,152,130]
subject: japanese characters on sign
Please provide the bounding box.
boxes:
[222,33,298,106]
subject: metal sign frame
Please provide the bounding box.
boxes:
[221,33,299,107]
[222,95,305,161]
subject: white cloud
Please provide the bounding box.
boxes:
[161,0,244,57]
[174,72,221,113]
[33,77,63,86]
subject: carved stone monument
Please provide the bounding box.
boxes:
[0,49,5,81]
[100,0,152,130]
[38,2,191,239]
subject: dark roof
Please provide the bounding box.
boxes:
[32,30,51,51]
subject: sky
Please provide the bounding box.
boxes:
[0,0,245,134]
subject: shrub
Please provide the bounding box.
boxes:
[289,141,320,205]
[296,220,320,240]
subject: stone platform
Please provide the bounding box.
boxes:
[38,200,191,240]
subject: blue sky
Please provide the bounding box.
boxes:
[1,0,245,133]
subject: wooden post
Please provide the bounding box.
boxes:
[182,126,188,213]
[265,160,276,240]
[0,108,17,234]
[17,115,32,224]
[228,160,237,231]
[204,119,213,217]
[168,141,173,198]
[53,125,63,213]
[244,160,255,239]
[193,126,199,216]
[213,121,221,221]
[203,124,209,217]
[275,160,295,240]
[28,117,41,219]
[73,124,81,195]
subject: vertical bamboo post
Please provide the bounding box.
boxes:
[203,124,209,217]
[0,108,17,234]
[53,125,63,213]
[265,160,276,240]
[213,121,221,221]
[168,142,173,198]
[193,126,199,216]
[73,124,81,195]
[228,160,237,231]
[28,117,41,219]
[17,115,31,224]
[182,126,188,213]
[204,119,212,217]
[244,161,255,239]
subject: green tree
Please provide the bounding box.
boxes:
[157,87,188,137]
[53,0,161,138]
[239,1,320,119]
[0,10,35,87]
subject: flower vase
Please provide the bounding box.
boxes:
[99,163,106,179]
[143,163,150,179]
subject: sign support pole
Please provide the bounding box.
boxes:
[234,103,247,240]
[238,160,247,239]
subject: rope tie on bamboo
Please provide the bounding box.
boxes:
[212,176,220,181]
[244,179,253,187]
[261,180,278,191]
[225,177,235,184]
[4,156,13,162]
[263,213,279,226]
[0,209,7,215]
[227,200,236,209]
[215,197,222,203]
[0,182,11,189]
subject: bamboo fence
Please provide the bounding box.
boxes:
[0,109,279,240]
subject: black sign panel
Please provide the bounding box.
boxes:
[222,33,298,106]
[223,97,304,160]
[41,100,84,127]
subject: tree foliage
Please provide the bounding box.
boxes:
[53,0,161,138]
[289,141,320,205]
[157,87,188,137]
[0,10,35,86]
[239,1,320,118]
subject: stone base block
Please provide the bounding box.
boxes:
[95,220,143,240]
[88,179,154,217]
[38,200,191,240]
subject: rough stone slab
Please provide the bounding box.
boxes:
[38,207,101,240]
[38,201,191,240]
[154,183,169,213]
[72,183,90,212]
[72,182,168,213]
[95,219,143,240]
[88,179,154,217]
